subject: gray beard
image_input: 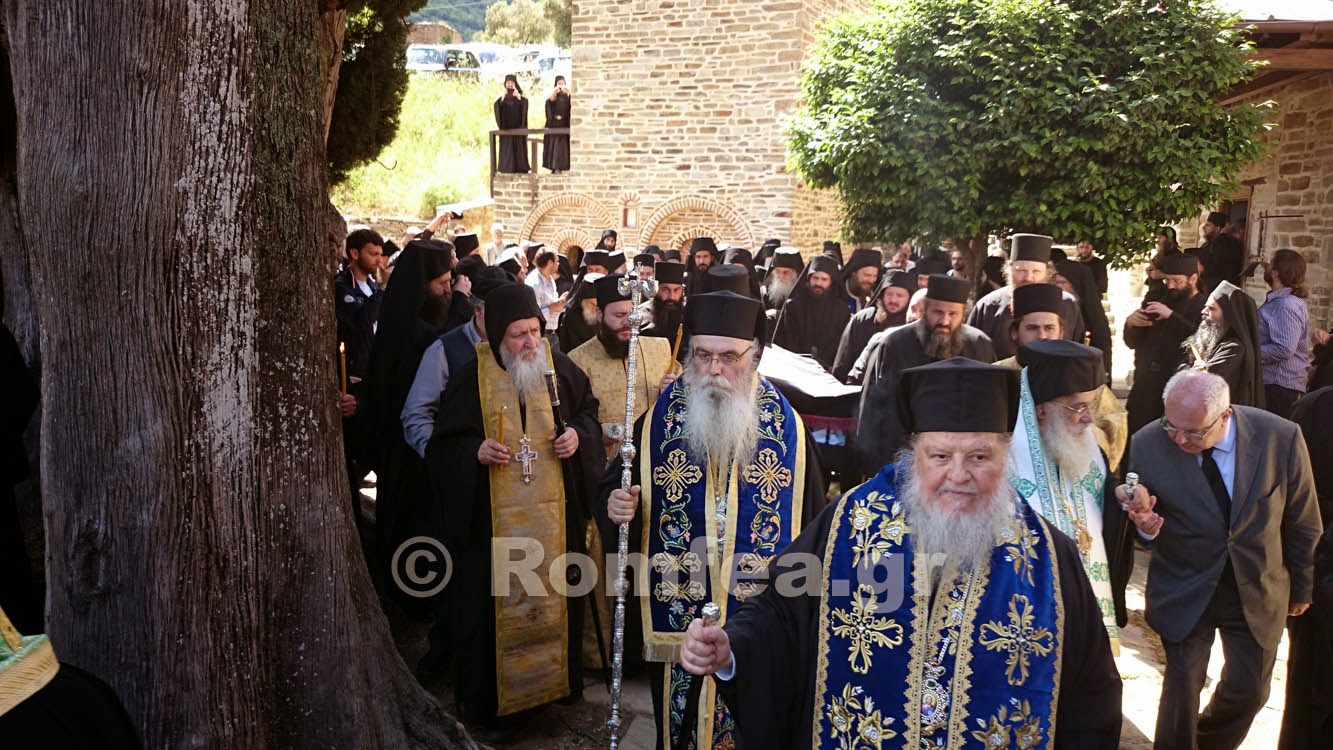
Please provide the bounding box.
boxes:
[1037,411,1102,479]
[918,316,965,360]
[500,346,547,402]
[681,366,760,469]
[1186,319,1223,360]
[766,275,796,307]
[895,448,1017,571]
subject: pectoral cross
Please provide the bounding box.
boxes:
[516,436,538,484]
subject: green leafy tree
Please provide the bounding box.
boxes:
[476,0,552,46]
[544,0,572,47]
[328,0,425,182]
[787,0,1269,266]
[411,0,487,38]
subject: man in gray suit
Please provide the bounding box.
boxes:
[1120,369,1322,749]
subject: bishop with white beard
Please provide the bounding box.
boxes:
[1009,339,1135,653]
[676,357,1122,749]
[602,290,828,750]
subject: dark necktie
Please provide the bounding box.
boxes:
[1201,448,1231,526]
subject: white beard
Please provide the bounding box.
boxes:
[681,366,760,469]
[766,274,796,307]
[1037,410,1101,479]
[500,345,547,402]
[895,449,1017,572]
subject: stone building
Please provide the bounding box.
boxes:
[491,0,867,258]
[1210,3,1333,332]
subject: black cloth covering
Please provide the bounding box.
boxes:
[1055,258,1114,377]
[714,488,1124,749]
[1189,281,1264,408]
[830,271,912,383]
[967,285,1086,361]
[855,318,995,475]
[772,256,851,370]
[1198,232,1244,296]
[0,663,142,748]
[362,241,457,609]
[494,90,530,174]
[425,351,603,723]
[542,91,570,171]
[558,276,601,354]
[1125,291,1205,434]
[0,322,41,634]
[1281,387,1333,749]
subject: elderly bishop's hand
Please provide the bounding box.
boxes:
[681,617,732,677]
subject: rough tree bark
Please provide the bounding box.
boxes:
[2,3,475,747]
[318,0,347,143]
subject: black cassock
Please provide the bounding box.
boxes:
[542,92,570,171]
[425,352,603,723]
[855,320,995,475]
[593,408,829,748]
[716,500,1124,749]
[494,93,529,174]
[1123,292,1204,434]
[772,293,851,371]
[830,305,904,384]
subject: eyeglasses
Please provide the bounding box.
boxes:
[690,346,754,367]
[1053,400,1095,417]
[1160,411,1225,442]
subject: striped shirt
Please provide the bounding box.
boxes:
[1258,287,1310,392]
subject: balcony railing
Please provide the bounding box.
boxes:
[488,128,571,196]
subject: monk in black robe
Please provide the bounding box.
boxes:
[1124,253,1205,434]
[542,76,570,172]
[362,239,456,612]
[640,261,686,345]
[679,359,1122,749]
[772,254,851,370]
[967,234,1085,361]
[426,284,603,728]
[830,269,915,383]
[1181,280,1264,408]
[494,74,529,174]
[856,275,995,475]
[684,237,718,298]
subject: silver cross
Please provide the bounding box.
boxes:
[516,436,538,484]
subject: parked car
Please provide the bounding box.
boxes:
[404,43,481,79]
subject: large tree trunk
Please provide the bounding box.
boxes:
[2,3,474,747]
[319,0,347,142]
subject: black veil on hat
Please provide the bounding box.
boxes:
[1017,339,1104,404]
[770,247,805,273]
[1207,211,1229,227]
[704,264,757,298]
[868,268,917,310]
[503,73,524,96]
[790,253,849,305]
[913,254,951,277]
[594,274,633,308]
[898,358,1020,435]
[582,250,611,270]
[471,266,516,301]
[723,247,755,272]
[595,229,618,250]
[453,232,480,257]
[483,283,543,366]
[1208,281,1264,408]
[821,240,844,266]
[844,247,883,277]
[633,252,656,269]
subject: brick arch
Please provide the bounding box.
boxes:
[519,191,614,241]
[639,195,756,250]
[667,225,732,254]
[546,228,599,256]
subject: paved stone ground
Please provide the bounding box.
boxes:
[1117,548,1288,749]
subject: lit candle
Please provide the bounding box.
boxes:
[339,342,347,396]
[666,323,684,379]
[498,405,507,446]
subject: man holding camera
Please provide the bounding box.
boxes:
[1124,253,1205,433]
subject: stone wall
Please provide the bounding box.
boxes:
[491,0,867,260]
[1228,72,1332,332]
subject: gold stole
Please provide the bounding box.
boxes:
[568,335,672,459]
[476,340,570,716]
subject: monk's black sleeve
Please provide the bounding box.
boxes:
[1050,528,1123,749]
